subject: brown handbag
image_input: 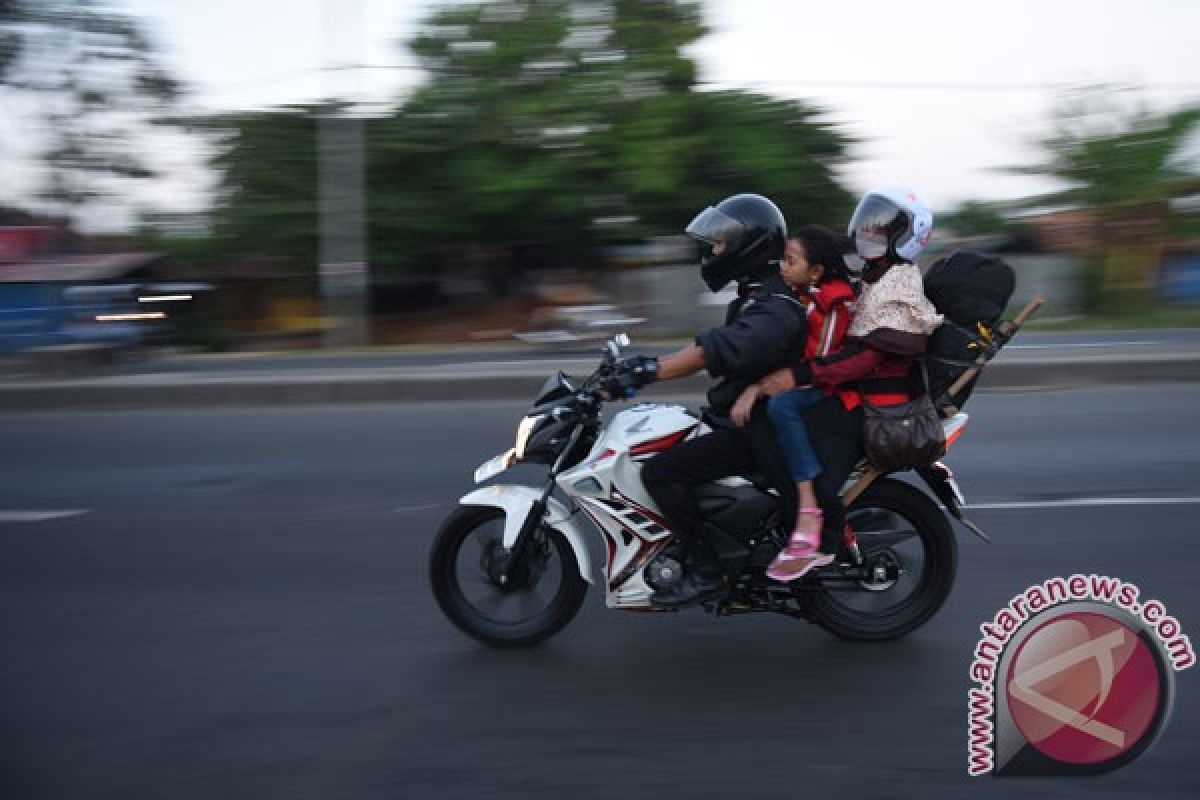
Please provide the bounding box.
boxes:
[860,362,946,473]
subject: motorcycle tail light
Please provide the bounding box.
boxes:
[942,412,968,450]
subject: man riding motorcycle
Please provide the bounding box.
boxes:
[605,193,809,608]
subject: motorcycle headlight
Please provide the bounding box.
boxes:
[514,414,546,460]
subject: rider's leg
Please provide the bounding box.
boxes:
[796,480,820,535]
[804,397,865,556]
[765,395,833,581]
[641,427,758,606]
[766,388,825,538]
[766,507,833,582]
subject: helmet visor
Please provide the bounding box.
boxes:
[686,206,745,249]
[848,194,903,260]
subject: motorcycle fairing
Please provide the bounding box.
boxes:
[459,485,595,584]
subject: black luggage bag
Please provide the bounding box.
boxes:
[923,252,1016,410]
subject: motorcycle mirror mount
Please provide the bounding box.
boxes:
[605,334,629,359]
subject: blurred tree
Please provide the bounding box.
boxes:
[368,0,852,283]
[1010,89,1200,309]
[0,0,26,83]
[206,106,321,273]
[0,0,182,227]
[940,200,1016,236]
[205,1,853,293]
[670,90,853,231]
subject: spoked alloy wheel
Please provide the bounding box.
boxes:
[430,506,587,647]
[812,478,957,641]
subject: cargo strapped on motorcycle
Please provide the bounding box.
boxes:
[922,251,1016,413]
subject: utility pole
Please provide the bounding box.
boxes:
[318,0,369,347]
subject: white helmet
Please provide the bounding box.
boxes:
[847,185,933,263]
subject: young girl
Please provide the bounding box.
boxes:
[730,225,856,579]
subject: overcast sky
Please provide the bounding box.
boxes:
[10,0,1200,227]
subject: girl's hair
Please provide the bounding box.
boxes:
[791,224,853,286]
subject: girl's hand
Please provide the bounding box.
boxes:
[731,384,761,427]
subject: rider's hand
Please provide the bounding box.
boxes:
[760,366,800,397]
[731,384,761,427]
[602,355,659,399]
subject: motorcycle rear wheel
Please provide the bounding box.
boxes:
[430,505,588,648]
[812,478,957,641]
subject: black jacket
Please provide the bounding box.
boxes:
[696,274,808,419]
[694,274,808,531]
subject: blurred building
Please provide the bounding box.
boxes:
[1026,210,1099,255]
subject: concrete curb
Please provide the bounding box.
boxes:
[2,356,1199,410]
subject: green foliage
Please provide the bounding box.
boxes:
[675,90,853,230]
[206,106,322,270]
[1009,88,1200,226]
[1006,88,1200,308]
[940,200,1017,236]
[210,0,853,281]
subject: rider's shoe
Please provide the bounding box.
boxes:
[766,509,834,582]
[650,566,727,609]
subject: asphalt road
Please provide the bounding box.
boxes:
[2,385,1199,799]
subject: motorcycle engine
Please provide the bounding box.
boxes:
[643,553,683,591]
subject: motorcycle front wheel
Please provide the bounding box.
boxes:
[430,505,588,648]
[811,478,957,641]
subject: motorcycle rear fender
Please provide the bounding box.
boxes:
[915,463,992,543]
[460,485,594,583]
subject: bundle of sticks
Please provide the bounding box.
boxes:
[935,294,1045,418]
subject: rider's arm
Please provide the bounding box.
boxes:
[696,297,804,381]
[793,327,926,388]
[803,341,886,388]
[656,344,706,380]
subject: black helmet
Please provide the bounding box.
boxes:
[686,193,787,292]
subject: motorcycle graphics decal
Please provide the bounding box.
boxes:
[577,493,671,594]
[609,488,671,533]
[629,426,696,458]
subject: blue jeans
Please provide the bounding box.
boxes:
[767,387,825,482]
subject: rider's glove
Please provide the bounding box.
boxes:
[605,355,659,398]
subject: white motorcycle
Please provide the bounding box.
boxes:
[430,335,982,647]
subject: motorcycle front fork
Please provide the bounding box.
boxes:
[499,425,585,583]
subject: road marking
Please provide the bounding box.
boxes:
[395,504,440,513]
[0,510,90,522]
[1007,341,1161,350]
[967,497,1200,510]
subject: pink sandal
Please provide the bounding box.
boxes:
[766,508,834,582]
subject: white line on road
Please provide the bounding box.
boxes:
[1007,341,1161,350]
[0,510,90,522]
[395,504,440,513]
[967,497,1200,510]
[2,499,1192,522]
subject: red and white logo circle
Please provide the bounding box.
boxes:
[1005,611,1163,766]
